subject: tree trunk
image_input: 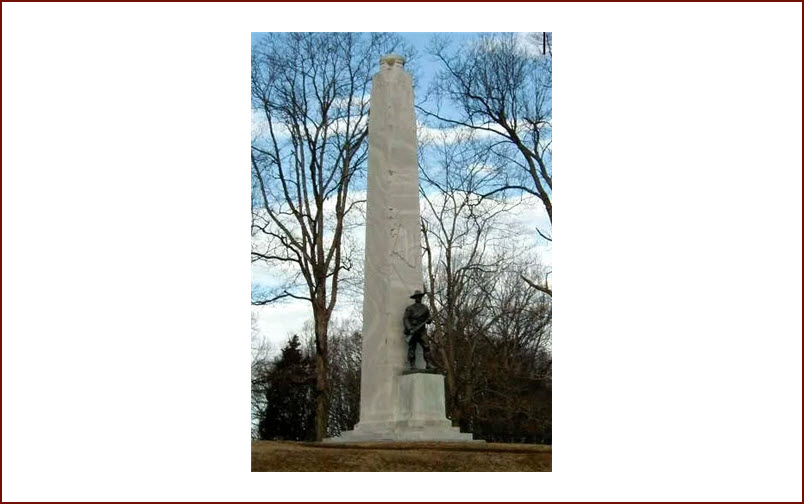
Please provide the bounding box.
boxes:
[444,302,459,426]
[314,352,328,441]
[313,309,329,441]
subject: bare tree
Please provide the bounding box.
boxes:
[251,32,410,440]
[420,33,552,295]
[299,318,363,436]
[464,266,552,442]
[251,312,272,439]
[418,130,548,427]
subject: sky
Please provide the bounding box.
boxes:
[251,32,478,94]
[251,32,551,351]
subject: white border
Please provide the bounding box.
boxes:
[2,2,801,501]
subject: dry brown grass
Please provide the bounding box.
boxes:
[251,440,551,472]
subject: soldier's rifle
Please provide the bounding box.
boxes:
[404,319,431,344]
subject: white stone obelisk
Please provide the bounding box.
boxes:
[359,53,422,428]
[327,55,474,442]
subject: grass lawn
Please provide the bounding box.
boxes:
[251,440,552,472]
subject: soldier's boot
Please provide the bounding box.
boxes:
[422,347,436,370]
[407,346,417,370]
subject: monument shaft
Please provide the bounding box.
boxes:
[359,55,423,426]
[326,55,475,442]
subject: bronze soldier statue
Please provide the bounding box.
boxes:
[403,290,435,370]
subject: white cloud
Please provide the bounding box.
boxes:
[416,121,508,145]
[517,32,548,57]
[253,300,312,348]
[331,93,370,112]
[250,108,291,140]
[252,103,368,144]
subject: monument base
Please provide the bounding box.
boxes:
[325,373,478,443]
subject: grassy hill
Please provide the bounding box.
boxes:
[251,440,551,472]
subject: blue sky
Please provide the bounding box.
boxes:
[251,32,478,100]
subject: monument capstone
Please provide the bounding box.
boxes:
[326,54,476,442]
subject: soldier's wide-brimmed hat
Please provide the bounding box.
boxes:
[409,290,426,299]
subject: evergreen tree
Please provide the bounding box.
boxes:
[258,335,316,441]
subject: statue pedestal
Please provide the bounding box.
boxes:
[325,372,477,442]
